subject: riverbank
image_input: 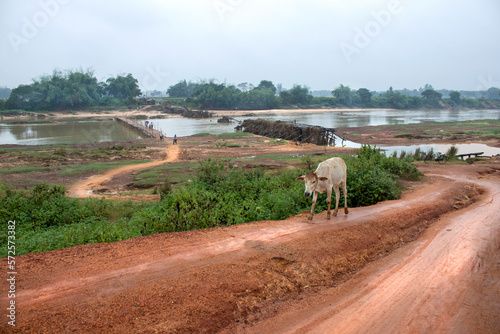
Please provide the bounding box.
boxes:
[337,119,500,148]
[4,106,500,122]
[0,107,390,121]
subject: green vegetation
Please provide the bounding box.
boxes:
[218,132,253,138]
[2,71,499,113]
[1,146,422,256]
[0,166,53,174]
[3,70,141,111]
[0,183,146,254]
[162,79,500,110]
[59,160,149,176]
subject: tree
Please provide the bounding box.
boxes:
[357,88,372,107]
[237,82,249,92]
[449,91,461,105]
[255,80,277,95]
[484,87,500,99]
[421,89,442,108]
[105,74,141,101]
[332,84,354,107]
[167,80,190,98]
[6,69,102,110]
[385,87,408,109]
[422,83,434,92]
[5,84,35,110]
[280,85,312,105]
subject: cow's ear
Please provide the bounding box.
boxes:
[297,176,305,181]
[319,177,328,181]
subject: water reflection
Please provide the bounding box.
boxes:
[151,109,500,138]
[0,120,146,145]
[149,109,500,157]
[380,143,500,157]
[1,109,498,145]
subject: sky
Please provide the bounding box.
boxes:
[1,0,499,93]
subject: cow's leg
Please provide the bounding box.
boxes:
[326,188,332,219]
[333,185,340,217]
[309,192,318,220]
[342,181,349,214]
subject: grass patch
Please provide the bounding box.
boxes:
[192,133,213,137]
[133,178,163,187]
[257,154,300,162]
[219,132,253,138]
[0,166,55,174]
[118,189,156,196]
[59,160,151,176]
[135,171,161,179]
[153,162,199,170]
[394,133,413,138]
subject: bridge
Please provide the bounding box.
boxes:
[238,119,339,146]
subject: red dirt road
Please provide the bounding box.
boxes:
[66,144,180,198]
[233,164,500,333]
[3,163,499,333]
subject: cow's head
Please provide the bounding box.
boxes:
[297,172,328,197]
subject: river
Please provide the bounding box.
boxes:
[145,109,500,138]
[1,109,499,156]
[148,109,500,156]
[0,120,146,145]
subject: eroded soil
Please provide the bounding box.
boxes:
[3,163,499,333]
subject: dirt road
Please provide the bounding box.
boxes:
[66,144,180,198]
[5,164,499,333]
[233,165,500,333]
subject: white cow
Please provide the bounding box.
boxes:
[297,157,348,220]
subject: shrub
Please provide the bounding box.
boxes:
[446,145,458,158]
[0,146,423,255]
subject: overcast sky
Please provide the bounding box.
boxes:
[1,0,499,92]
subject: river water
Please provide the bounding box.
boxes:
[146,109,500,138]
[149,109,500,156]
[1,109,499,156]
[0,120,146,145]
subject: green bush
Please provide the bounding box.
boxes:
[0,146,423,255]
[0,183,128,256]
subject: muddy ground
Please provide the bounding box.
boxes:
[6,163,500,333]
[336,120,500,147]
[1,118,500,333]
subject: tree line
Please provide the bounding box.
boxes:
[2,69,499,112]
[165,79,500,110]
[2,70,141,111]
